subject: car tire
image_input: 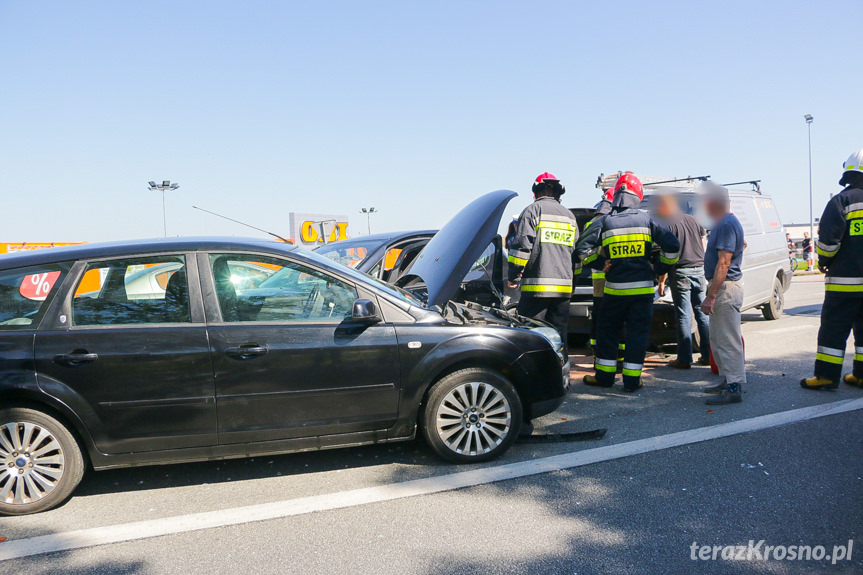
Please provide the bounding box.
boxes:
[0,407,85,516]
[420,368,522,464]
[762,276,784,320]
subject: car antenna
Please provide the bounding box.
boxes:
[192,206,294,244]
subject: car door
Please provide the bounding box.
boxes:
[200,252,401,444]
[34,253,217,454]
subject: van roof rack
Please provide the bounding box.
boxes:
[722,180,761,193]
[643,175,711,187]
[595,173,711,190]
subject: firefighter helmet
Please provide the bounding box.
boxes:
[612,172,643,201]
[532,172,565,196]
[840,149,863,186]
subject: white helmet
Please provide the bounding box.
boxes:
[843,149,863,174]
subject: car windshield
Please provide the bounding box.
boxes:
[313,239,388,269]
[294,248,426,307]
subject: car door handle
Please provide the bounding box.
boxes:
[53,352,99,365]
[225,345,269,359]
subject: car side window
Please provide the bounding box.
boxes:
[71,255,191,326]
[208,254,358,323]
[0,264,69,330]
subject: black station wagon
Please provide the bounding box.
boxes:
[0,190,569,515]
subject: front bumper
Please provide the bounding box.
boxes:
[529,358,570,420]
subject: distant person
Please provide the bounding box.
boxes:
[507,173,579,347]
[700,183,746,405]
[505,215,518,250]
[786,232,795,257]
[802,231,813,271]
[655,193,710,369]
[801,149,863,390]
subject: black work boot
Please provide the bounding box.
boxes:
[706,382,742,405]
[623,378,643,393]
[583,374,614,387]
[703,381,727,394]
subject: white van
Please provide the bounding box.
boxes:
[642,183,793,345]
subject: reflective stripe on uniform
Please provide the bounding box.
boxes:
[618,343,626,350]
[816,240,840,258]
[589,338,596,346]
[660,250,680,265]
[825,276,863,292]
[523,277,571,286]
[595,357,617,372]
[816,345,845,364]
[536,220,576,231]
[507,249,530,266]
[592,271,605,280]
[602,233,652,246]
[855,347,863,362]
[604,280,654,296]
[843,202,863,220]
[538,213,577,224]
[522,285,573,294]
[621,362,642,377]
[601,226,651,241]
[583,251,599,265]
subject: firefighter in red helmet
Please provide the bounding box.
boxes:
[507,172,580,348]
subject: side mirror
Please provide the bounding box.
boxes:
[351,299,381,323]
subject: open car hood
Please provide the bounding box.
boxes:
[397,189,517,307]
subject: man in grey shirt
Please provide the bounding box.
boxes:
[701,183,746,405]
[656,193,710,369]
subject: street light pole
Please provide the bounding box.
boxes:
[804,115,814,269]
[148,180,180,237]
[359,207,377,235]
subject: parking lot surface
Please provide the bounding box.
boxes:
[1,275,861,574]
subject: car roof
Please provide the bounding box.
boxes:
[318,230,437,245]
[0,237,295,270]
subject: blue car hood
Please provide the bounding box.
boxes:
[397,189,517,307]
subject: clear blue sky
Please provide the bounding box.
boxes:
[1,1,859,242]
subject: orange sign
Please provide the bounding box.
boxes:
[299,222,349,244]
[0,242,82,254]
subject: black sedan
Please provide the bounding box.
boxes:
[0,190,568,515]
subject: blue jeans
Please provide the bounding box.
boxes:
[670,267,710,364]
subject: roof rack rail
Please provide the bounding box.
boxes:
[643,175,711,187]
[722,180,761,193]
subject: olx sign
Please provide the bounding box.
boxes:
[288,212,350,246]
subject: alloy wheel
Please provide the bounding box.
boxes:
[0,422,65,505]
[435,382,512,456]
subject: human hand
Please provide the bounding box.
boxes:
[701,295,715,315]
[507,281,519,289]
[658,283,666,297]
[602,260,612,273]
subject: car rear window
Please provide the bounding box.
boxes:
[0,263,70,330]
[71,255,191,325]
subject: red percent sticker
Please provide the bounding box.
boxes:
[19,271,61,301]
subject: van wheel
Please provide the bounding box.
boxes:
[421,368,522,463]
[0,408,85,515]
[762,276,784,320]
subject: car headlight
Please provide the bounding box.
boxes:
[531,326,565,360]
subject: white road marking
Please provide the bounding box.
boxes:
[752,324,817,336]
[2,397,862,561]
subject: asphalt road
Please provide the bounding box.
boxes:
[2,275,862,574]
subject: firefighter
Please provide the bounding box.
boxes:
[801,149,863,390]
[508,172,579,347]
[574,186,621,384]
[582,173,680,392]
